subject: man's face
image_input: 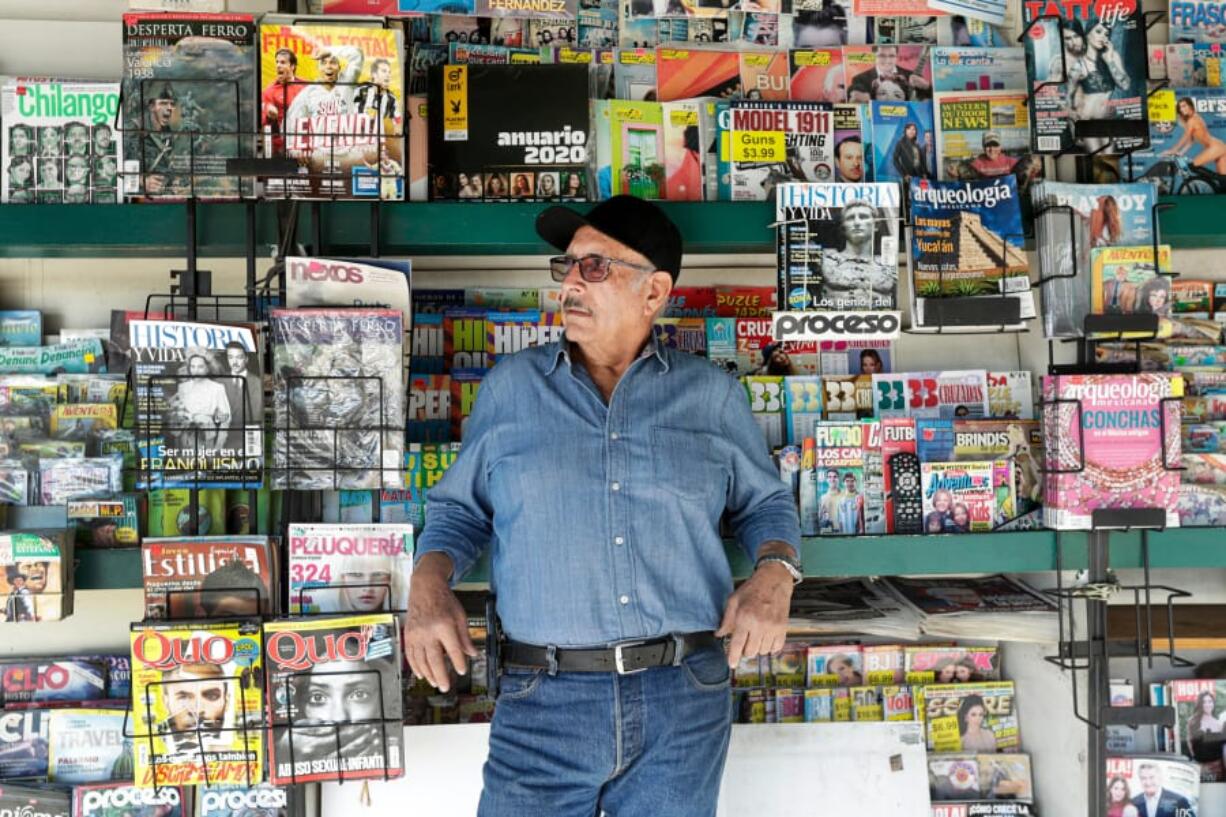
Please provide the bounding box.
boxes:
[1063,28,1085,55]
[24,564,47,593]
[302,660,380,724]
[985,143,1001,159]
[825,470,838,488]
[275,52,295,82]
[11,130,29,152]
[11,162,30,184]
[95,128,112,150]
[9,576,24,591]
[559,226,663,349]
[375,61,392,88]
[66,127,88,152]
[320,54,341,83]
[836,141,863,181]
[152,99,175,128]
[227,348,247,374]
[164,674,227,732]
[876,47,898,74]
[66,158,88,184]
[843,205,874,244]
[1139,767,1159,796]
[843,474,856,492]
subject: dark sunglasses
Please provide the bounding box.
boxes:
[549,254,656,283]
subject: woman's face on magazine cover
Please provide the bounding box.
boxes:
[339,556,394,612]
[188,355,210,376]
[1088,23,1108,49]
[965,704,985,728]
[1109,779,1128,802]
[303,659,381,723]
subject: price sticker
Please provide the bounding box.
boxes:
[732,130,785,162]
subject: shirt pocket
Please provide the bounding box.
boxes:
[651,426,728,502]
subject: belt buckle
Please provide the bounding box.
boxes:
[614,640,648,675]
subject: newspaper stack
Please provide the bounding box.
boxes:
[882,575,1058,643]
[787,578,923,641]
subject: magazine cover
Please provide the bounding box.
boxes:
[284,257,412,335]
[655,48,741,101]
[1032,181,1158,338]
[833,103,870,182]
[197,785,288,817]
[1105,756,1200,817]
[1,79,121,204]
[121,13,257,200]
[129,320,262,489]
[427,64,589,201]
[72,782,184,817]
[933,91,1044,203]
[141,536,274,619]
[870,100,935,185]
[2,784,69,817]
[987,371,1035,420]
[1042,373,1184,529]
[844,45,933,102]
[595,100,665,199]
[0,530,68,623]
[774,181,901,311]
[662,99,705,200]
[1171,678,1226,768]
[286,523,412,615]
[901,370,991,419]
[0,310,41,346]
[264,614,404,785]
[929,753,1033,802]
[924,682,1019,753]
[258,21,404,200]
[954,418,1043,513]
[739,51,789,100]
[408,372,450,443]
[612,48,657,100]
[450,368,485,440]
[814,422,866,535]
[270,308,404,490]
[905,646,1000,684]
[0,708,51,778]
[1170,0,1226,43]
[0,338,104,375]
[805,644,864,687]
[931,47,1027,93]
[886,574,1054,615]
[0,658,107,705]
[1090,244,1174,315]
[1021,1,1147,154]
[1126,88,1226,193]
[921,460,997,533]
[129,619,264,787]
[790,49,846,103]
[46,708,132,784]
[729,100,835,201]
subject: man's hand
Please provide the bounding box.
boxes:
[403,553,478,693]
[715,552,796,669]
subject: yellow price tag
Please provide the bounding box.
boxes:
[930,715,963,752]
[84,353,95,363]
[442,65,468,142]
[1148,89,1176,122]
[732,130,785,162]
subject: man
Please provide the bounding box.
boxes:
[835,136,864,182]
[159,662,229,752]
[820,199,897,309]
[92,124,115,156]
[4,570,34,622]
[356,58,400,125]
[969,132,1017,178]
[818,467,842,532]
[283,40,365,167]
[64,122,90,157]
[405,195,800,817]
[1131,762,1192,817]
[222,341,261,447]
[848,45,930,102]
[142,84,184,196]
[261,47,305,156]
[197,559,269,618]
[835,472,864,534]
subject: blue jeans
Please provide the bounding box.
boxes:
[478,644,734,817]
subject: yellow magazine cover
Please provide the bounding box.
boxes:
[1090,244,1173,315]
[49,403,118,439]
[259,22,405,200]
[129,619,263,787]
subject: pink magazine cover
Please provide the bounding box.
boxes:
[1042,373,1184,530]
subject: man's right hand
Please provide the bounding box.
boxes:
[404,552,479,694]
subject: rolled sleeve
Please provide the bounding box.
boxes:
[719,379,802,563]
[414,372,499,584]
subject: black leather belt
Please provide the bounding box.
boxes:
[503,632,721,675]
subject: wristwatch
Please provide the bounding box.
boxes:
[754,553,803,585]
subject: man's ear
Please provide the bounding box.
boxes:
[644,271,673,317]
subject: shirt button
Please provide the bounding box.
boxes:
[614,536,624,545]
[610,432,619,440]
[619,595,630,605]
[611,481,621,492]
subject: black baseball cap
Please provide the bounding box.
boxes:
[535,195,683,282]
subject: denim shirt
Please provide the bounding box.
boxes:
[415,336,801,648]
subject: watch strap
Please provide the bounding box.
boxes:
[755,553,803,584]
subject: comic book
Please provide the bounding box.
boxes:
[2,784,69,817]
[931,47,1027,93]
[264,614,404,784]
[121,13,257,200]
[0,658,107,705]
[1126,88,1226,192]
[774,181,901,311]
[814,421,867,535]
[408,373,450,443]
[141,536,275,620]
[1,78,120,204]
[1090,245,1174,317]
[284,257,411,337]
[1021,0,1147,154]
[929,753,1033,802]
[286,523,412,615]
[270,308,404,490]
[790,49,846,103]
[258,21,404,200]
[197,785,288,817]
[924,682,1019,753]
[1104,756,1200,816]
[129,619,264,787]
[655,48,741,101]
[1032,181,1158,338]
[46,708,132,784]
[1042,373,1183,529]
[905,646,1000,684]
[728,100,834,201]
[921,460,996,533]
[0,530,70,623]
[870,100,935,186]
[72,782,184,817]
[128,320,262,489]
[805,643,864,687]
[427,64,589,201]
[844,45,933,103]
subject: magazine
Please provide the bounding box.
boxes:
[141,536,275,619]
[197,785,288,817]
[1042,373,1184,529]
[1104,756,1200,817]
[1170,678,1226,768]
[744,375,785,450]
[833,103,870,182]
[1170,0,1226,43]
[774,181,901,311]
[987,371,1034,420]
[129,619,264,787]
[428,64,590,201]
[953,418,1043,513]
[408,373,450,443]
[264,614,404,785]
[655,48,741,101]
[0,339,104,375]
[1089,244,1174,316]
[929,753,1033,802]
[931,47,1027,93]
[0,311,42,347]
[814,422,867,535]
[923,682,1019,753]
[932,91,1044,212]
[921,460,997,533]
[844,45,933,103]
[129,320,262,489]
[270,308,404,490]
[444,309,489,370]
[1032,181,1158,338]
[870,100,936,185]
[0,530,69,623]
[3,784,69,817]
[905,646,1000,684]
[0,707,51,777]
[46,708,132,784]
[613,48,658,100]
[1125,88,1226,193]
[121,13,257,200]
[286,523,413,615]
[0,657,107,705]
[1021,2,1147,154]
[805,643,864,687]
[728,100,835,201]
[284,257,412,337]
[662,99,705,200]
[72,782,184,817]
[1,79,121,204]
[740,51,790,100]
[886,574,1054,615]
[593,100,665,199]
[450,368,485,440]
[790,49,846,103]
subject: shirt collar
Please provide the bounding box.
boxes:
[545,331,670,375]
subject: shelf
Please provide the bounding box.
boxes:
[1107,604,1226,651]
[0,201,776,258]
[75,547,142,591]
[1156,195,1226,250]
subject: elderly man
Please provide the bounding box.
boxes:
[406,195,801,816]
